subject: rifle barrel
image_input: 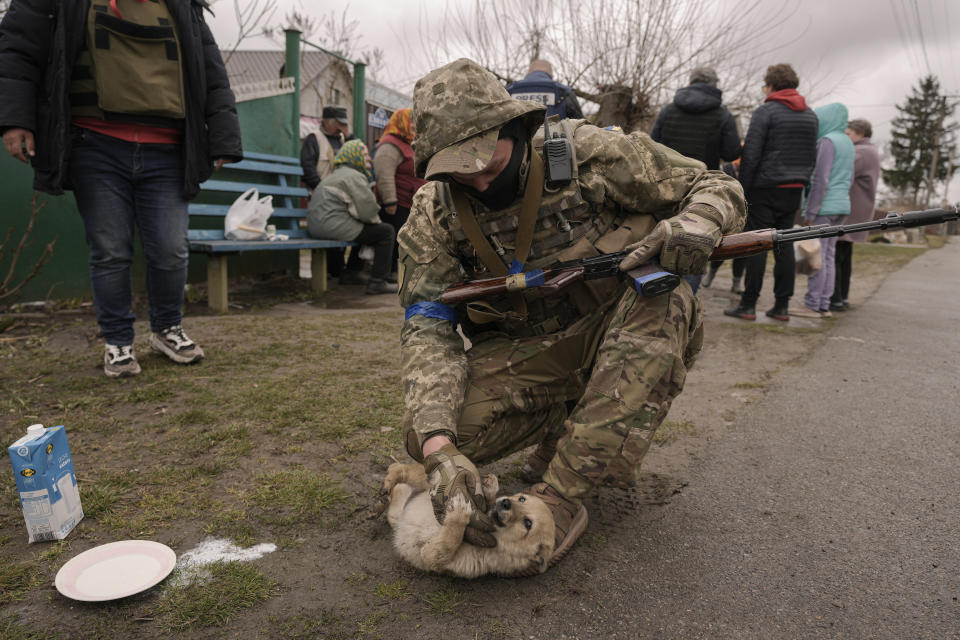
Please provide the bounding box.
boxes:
[772,207,959,245]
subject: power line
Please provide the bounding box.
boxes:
[943,0,960,92]
[909,0,932,76]
[890,0,924,78]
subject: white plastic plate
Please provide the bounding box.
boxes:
[55,540,177,601]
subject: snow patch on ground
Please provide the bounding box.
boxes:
[169,537,277,586]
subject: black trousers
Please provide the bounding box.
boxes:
[831,240,853,304]
[738,187,803,306]
[350,222,395,281]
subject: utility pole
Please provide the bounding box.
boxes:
[925,95,959,207]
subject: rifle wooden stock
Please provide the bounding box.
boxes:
[709,229,777,260]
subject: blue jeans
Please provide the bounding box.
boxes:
[69,128,189,346]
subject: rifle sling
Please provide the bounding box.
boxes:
[450,150,546,322]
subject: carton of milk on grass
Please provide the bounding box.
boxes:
[8,424,83,542]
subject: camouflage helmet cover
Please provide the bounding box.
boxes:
[412,58,547,178]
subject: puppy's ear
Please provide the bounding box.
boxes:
[534,543,550,573]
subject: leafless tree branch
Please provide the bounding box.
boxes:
[1,193,58,303]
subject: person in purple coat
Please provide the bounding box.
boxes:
[829,119,880,311]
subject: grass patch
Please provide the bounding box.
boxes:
[249,469,352,526]
[151,562,279,630]
[653,419,698,445]
[0,615,59,640]
[345,571,368,587]
[0,559,40,606]
[267,612,345,639]
[853,241,926,264]
[373,580,412,600]
[732,381,766,389]
[203,507,257,547]
[81,471,136,519]
[421,587,464,615]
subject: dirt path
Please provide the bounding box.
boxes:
[0,243,929,639]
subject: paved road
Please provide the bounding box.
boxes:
[583,241,960,639]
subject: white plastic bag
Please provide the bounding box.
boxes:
[794,237,822,275]
[225,188,274,240]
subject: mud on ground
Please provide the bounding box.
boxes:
[0,243,927,639]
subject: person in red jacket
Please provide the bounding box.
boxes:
[373,108,428,281]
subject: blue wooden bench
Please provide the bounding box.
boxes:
[187,151,355,312]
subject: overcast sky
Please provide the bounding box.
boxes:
[207,0,960,203]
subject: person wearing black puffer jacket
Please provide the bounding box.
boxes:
[724,63,818,322]
[651,66,742,293]
[0,0,243,378]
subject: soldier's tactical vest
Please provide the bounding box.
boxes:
[445,122,658,338]
[70,0,185,126]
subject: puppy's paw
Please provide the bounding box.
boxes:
[481,474,499,502]
[445,493,473,525]
[383,463,406,492]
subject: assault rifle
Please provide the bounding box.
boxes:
[439,207,959,305]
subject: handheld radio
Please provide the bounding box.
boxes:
[542,117,575,189]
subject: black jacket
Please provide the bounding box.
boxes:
[650,83,740,170]
[738,99,819,194]
[0,0,242,197]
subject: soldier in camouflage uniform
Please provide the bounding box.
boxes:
[398,59,746,571]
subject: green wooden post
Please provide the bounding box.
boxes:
[285,29,302,156]
[353,62,366,144]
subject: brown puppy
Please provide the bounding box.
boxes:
[383,463,555,578]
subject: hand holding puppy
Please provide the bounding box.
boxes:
[423,444,497,548]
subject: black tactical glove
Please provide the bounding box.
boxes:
[620,205,722,276]
[423,444,497,548]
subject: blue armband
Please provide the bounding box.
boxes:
[405,301,459,326]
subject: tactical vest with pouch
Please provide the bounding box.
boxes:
[448,120,658,339]
[70,1,185,125]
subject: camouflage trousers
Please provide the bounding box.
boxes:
[455,281,703,501]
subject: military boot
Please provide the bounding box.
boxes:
[519,436,561,484]
[521,483,588,571]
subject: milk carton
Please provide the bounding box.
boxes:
[8,424,83,542]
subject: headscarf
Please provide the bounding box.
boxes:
[333,139,371,179]
[382,107,415,142]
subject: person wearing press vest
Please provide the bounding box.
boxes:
[0,0,242,378]
[507,59,584,120]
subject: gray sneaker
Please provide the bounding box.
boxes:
[149,325,205,364]
[104,344,141,378]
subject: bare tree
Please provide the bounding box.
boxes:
[1,193,57,305]
[219,0,278,65]
[422,0,806,132]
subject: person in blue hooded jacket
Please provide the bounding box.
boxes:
[790,103,854,318]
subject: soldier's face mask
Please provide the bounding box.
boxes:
[461,120,528,210]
